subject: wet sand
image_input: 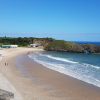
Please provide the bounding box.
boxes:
[0,47,100,100]
[16,52,100,100]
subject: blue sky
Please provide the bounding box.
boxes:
[0,0,100,41]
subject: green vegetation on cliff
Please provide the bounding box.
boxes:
[45,40,68,51]
[0,37,100,53]
[44,40,84,53]
[44,40,100,53]
[0,37,54,47]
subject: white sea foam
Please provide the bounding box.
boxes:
[28,54,100,88]
[83,63,100,69]
[40,54,100,70]
[40,54,78,64]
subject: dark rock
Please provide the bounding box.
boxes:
[0,89,14,100]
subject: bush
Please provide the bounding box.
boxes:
[44,40,84,53]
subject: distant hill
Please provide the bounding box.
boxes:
[0,37,100,53]
[44,40,100,53]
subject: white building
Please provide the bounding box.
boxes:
[2,45,18,48]
[30,44,40,48]
[10,45,18,48]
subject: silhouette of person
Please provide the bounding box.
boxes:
[5,62,6,66]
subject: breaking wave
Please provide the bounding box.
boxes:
[28,53,100,88]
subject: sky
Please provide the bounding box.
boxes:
[0,0,100,41]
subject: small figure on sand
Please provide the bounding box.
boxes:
[5,62,8,66]
[5,62,6,66]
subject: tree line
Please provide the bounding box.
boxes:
[0,37,54,46]
[0,37,100,53]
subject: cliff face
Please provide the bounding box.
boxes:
[44,40,100,53]
[33,38,54,47]
[82,44,96,53]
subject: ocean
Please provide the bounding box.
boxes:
[29,51,100,88]
[75,41,100,46]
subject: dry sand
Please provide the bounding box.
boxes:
[0,47,100,100]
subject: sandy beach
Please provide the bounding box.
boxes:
[0,47,100,100]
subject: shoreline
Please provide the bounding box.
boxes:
[28,51,100,88]
[16,51,100,100]
[0,47,100,100]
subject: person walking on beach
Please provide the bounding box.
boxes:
[5,62,8,66]
[5,62,6,66]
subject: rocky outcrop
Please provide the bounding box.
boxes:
[0,89,14,100]
[44,40,100,53]
[44,40,83,53]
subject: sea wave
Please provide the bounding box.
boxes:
[83,63,100,70]
[40,54,78,64]
[28,53,100,88]
[39,54,100,70]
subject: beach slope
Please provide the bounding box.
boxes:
[0,47,100,100]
